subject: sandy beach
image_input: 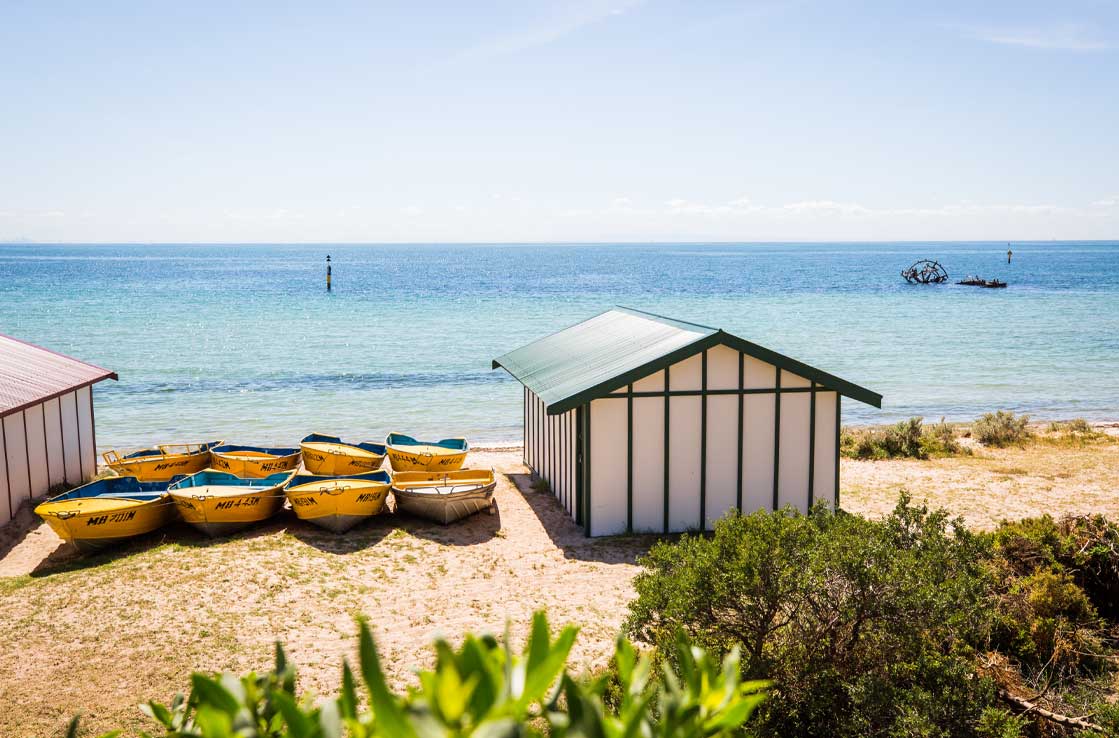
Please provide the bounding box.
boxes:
[2,431,1119,735]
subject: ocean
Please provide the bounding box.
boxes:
[1,242,1116,450]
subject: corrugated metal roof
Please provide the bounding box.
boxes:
[492,307,882,413]
[0,334,117,418]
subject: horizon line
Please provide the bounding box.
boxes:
[1,239,1113,247]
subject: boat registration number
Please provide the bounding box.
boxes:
[86,511,136,526]
[215,497,260,510]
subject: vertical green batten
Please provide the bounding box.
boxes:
[575,404,584,527]
[663,365,670,534]
[772,367,781,511]
[835,394,841,508]
[807,382,816,508]
[584,401,592,537]
[736,352,744,512]
[700,350,707,530]
[626,384,633,534]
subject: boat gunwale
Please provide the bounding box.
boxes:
[300,433,387,456]
[385,432,469,454]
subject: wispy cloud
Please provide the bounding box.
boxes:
[959,22,1111,51]
[457,0,644,61]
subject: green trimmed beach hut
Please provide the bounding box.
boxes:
[493,307,881,537]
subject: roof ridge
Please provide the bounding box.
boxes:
[612,305,720,333]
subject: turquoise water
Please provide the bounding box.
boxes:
[1,242,1116,450]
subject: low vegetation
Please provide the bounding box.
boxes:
[843,413,1112,460]
[1044,419,1114,446]
[625,498,1119,738]
[68,613,767,738]
[841,415,967,459]
[974,410,1033,447]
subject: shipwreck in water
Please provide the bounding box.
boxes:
[901,259,949,284]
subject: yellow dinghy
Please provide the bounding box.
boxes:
[391,469,496,525]
[300,433,386,475]
[168,469,294,537]
[35,476,179,554]
[209,444,301,478]
[385,432,469,472]
[102,441,222,481]
[284,470,392,533]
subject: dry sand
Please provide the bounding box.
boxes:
[2,435,1118,735]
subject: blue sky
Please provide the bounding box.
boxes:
[1,0,1116,242]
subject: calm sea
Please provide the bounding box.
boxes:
[1,242,1116,450]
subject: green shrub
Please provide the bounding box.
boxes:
[1048,418,1094,434]
[69,612,767,738]
[973,707,1028,738]
[992,514,1119,620]
[842,417,968,460]
[1044,418,1113,447]
[843,418,925,459]
[973,411,1031,447]
[920,417,967,457]
[625,496,998,738]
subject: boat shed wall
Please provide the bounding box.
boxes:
[0,333,116,527]
[524,386,578,521]
[1,387,102,527]
[576,346,840,536]
[496,307,877,538]
[523,345,842,537]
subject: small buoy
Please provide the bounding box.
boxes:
[326,254,332,291]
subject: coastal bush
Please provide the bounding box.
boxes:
[625,496,999,737]
[627,501,1119,736]
[841,416,967,459]
[68,612,767,738]
[920,416,967,456]
[1045,418,1112,446]
[992,514,1119,620]
[1048,418,1094,435]
[974,410,1032,447]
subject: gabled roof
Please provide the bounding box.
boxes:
[492,307,882,414]
[0,333,117,419]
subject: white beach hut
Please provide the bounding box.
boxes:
[493,307,882,537]
[0,334,117,526]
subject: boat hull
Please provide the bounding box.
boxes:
[169,486,286,537]
[103,442,221,482]
[209,449,301,478]
[393,485,495,524]
[285,476,391,533]
[36,496,177,552]
[385,447,468,472]
[390,470,496,524]
[300,442,385,475]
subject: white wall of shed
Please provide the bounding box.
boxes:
[43,397,65,487]
[589,397,628,536]
[59,391,81,483]
[0,418,10,523]
[24,404,49,497]
[813,391,838,507]
[3,412,30,515]
[77,386,95,480]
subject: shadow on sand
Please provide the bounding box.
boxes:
[506,472,659,565]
